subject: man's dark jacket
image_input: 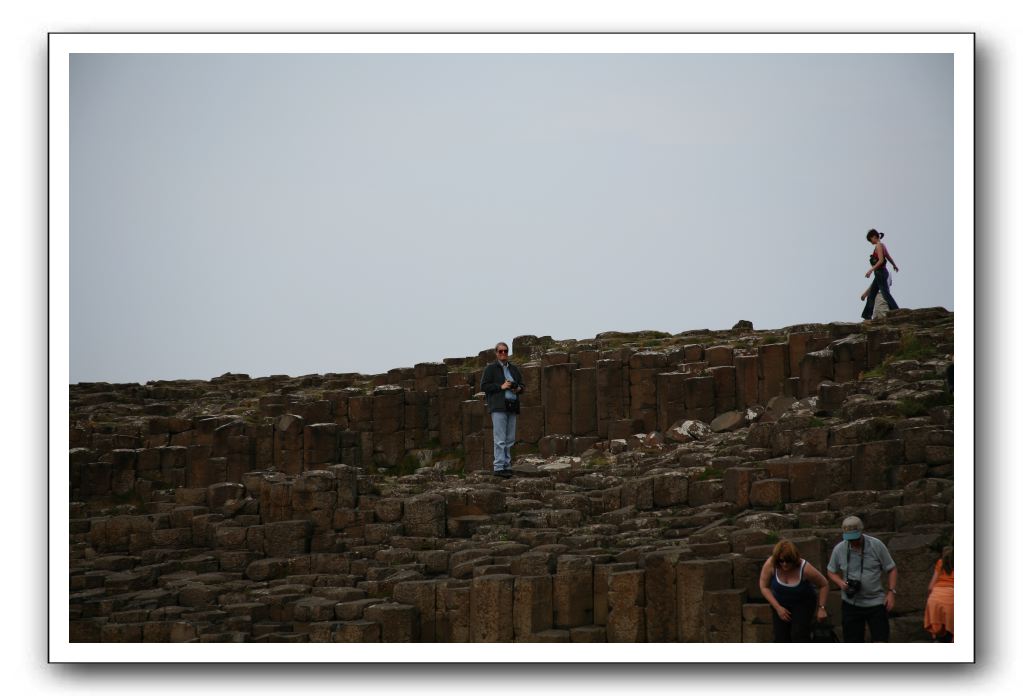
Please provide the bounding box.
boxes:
[480,360,525,414]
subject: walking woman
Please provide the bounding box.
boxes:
[759,539,830,642]
[861,228,900,320]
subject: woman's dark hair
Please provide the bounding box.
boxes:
[941,546,953,574]
[866,228,885,241]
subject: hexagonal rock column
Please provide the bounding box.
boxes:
[799,349,835,398]
[596,359,627,438]
[363,602,418,642]
[513,575,553,640]
[683,375,715,423]
[704,589,747,642]
[470,574,515,642]
[393,580,439,642]
[758,343,789,401]
[274,414,305,476]
[630,352,666,432]
[607,569,646,642]
[543,360,575,436]
[571,367,598,436]
[644,549,683,642]
[656,371,687,433]
[553,555,594,629]
[734,354,759,410]
[677,559,733,642]
[403,493,446,538]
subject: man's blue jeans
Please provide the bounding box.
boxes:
[491,411,517,471]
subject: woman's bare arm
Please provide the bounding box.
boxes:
[883,243,899,271]
[804,562,830,620]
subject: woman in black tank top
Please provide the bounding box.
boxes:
[759,539,831,642]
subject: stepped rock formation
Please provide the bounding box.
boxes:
[68,308,955,643]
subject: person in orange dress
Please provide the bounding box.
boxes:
[924,546,954,642]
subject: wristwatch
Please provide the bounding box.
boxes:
[888,589,897,594]
[818,604,826,609]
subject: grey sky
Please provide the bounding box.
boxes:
[70,52,953,384]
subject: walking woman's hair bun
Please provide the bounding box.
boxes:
[867,228,884,240]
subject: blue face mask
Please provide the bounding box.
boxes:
[843,530,862,541]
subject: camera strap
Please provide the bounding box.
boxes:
[501,362,517,396]
[845,537,867,582]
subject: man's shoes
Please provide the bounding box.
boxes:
[495,469,513,479]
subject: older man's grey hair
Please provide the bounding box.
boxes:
[842,516,865,531]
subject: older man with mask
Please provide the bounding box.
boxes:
[827,516,898,642]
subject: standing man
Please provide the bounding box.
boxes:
[826,516,898,642]
[480,342,524,479]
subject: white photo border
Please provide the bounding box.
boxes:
[50,31,974,664]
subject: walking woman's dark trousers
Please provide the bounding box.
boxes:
[861,266,898,320]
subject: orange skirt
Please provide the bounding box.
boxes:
[924,586,954,637]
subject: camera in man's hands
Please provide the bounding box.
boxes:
[845,579,861,597]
